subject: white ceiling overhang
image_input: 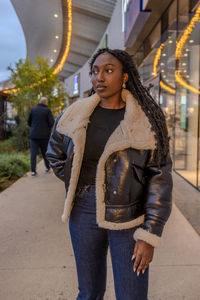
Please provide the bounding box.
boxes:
[10,0,117,82]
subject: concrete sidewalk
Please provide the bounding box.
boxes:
[0,162,200,300]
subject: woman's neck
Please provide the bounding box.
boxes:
[99,93,125,109]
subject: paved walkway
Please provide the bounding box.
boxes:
[0,162,200,300]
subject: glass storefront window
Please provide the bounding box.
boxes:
[136,0,200,190]
[174,3,200,187]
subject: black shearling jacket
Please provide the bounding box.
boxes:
[46,90,173,247]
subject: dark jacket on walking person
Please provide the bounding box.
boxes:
[27,100,54,139]
[28,97,54,175]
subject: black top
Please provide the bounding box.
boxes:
[27,103,55,139]
[78,105,125,186]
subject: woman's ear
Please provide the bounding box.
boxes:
[123,73,128,83]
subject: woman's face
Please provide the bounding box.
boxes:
[91,53,125,99]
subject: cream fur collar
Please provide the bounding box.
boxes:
[57,89,156,150]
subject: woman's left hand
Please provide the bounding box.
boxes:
[132,240,154,276]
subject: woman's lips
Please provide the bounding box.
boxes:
[96,86,107,92]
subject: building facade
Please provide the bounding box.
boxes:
[125,0,200,190]
[64,0,200,191]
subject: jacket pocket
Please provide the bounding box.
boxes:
[105,202,143,223]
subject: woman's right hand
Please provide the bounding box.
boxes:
[132,240,154,276]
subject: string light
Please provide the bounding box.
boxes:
[175,71,200,94]
[175,5,200,94]
[53,0,72,74]
[152,43,175,94]
[153,43,165,76]
[176,6,200,60]
[160,81,175,94]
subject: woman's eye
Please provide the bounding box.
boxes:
[106,69,113,73]
[92,69,98,75]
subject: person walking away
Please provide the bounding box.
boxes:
[28,97,54,176]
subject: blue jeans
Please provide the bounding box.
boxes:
[30,138,50,172]
[69,185,148,300]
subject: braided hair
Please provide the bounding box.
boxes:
[89,48,170,165]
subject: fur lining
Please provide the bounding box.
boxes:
[98,215,145,230]
[133,228,161,248]
[57,89,156,228]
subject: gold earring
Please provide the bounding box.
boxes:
[122,82,126,89]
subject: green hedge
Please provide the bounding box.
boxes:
[0,153,30,191]
[0,137,16,153]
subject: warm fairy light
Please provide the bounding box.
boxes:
[175,71,200,94]
[160,81,175,94]
[152,43,175,94]
[162,53,166,56]
[55,35,59,39]
[54,14,59,18]
[153,43,165,76]
[182,63,187,66]
[176,6,200,60]
[53,49,57,53]
[50,59,54,62]
[3,87,19,94]
[175,5,200,94]
[169,40,173,44]
[53,0,72,74]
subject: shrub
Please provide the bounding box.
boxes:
[0,153,30,191]
[11,121,30,151]
[0,137,16,153]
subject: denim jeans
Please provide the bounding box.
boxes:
[69,185,149,300]
[30,138,50,172]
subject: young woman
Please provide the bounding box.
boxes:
[46,48,173,300]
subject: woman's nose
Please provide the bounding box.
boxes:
[97,71,104,81]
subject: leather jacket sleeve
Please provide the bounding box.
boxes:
[134,153,173,247]
[46,116,67,182]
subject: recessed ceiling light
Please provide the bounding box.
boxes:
[54,14,59,18]
[55,35,59,39]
